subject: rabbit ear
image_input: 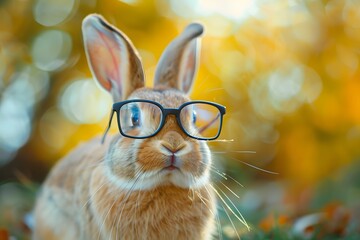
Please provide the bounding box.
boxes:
[82,14,144,102]
[154,23,203,94]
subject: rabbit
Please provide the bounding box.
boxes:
[33,14,224,240]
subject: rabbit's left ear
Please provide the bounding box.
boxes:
[154,23,203,95]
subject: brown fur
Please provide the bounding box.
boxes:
[33,133,216,239]
[33,15,216,240]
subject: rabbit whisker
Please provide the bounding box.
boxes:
[208,139,235,143]
[211,168,245,189]
[199,159,246,190]
[212,150,256,154]
[195,191,214,215]
[209,185,242,240]
[190,173,241,240]
[229,157,278,175]
[203,185,224,240]
[213,182,248,230]
[209,184,249,232]
[199,159,243,197]
[199,159,225,178]
[222,173,244,188]
[187,183,195,202]
[188,175,223,239]
[209,167,228,181]
[221,203,242,240]
[81,181,107,211]
[219,181,240,199]
[199,160,229,183]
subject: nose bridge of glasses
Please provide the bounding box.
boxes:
[163,108,179,116]
[162,108,182,129]
[158,109,187,138]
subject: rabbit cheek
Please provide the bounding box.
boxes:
[108,137,138,179]
[182,142,210,177]
[137,142,165,172]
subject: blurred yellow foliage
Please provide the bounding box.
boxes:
[0,0,359,188]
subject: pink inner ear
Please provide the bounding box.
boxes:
[182,48,196,91]
[179,39,198,94]
[87,30,122,92]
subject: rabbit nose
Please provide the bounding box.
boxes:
[161,131,186,153]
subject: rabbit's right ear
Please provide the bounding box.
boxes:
[82,14,144,102]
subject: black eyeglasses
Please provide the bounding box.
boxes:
[102,99,226,141]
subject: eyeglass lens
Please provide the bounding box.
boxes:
[119,102,162,138]
[118,101,222,139]
[180,103,221,139]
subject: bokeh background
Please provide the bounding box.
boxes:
[1,0,360,239]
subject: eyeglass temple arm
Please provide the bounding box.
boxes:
[101,110,115,144]
[198,112,221,134]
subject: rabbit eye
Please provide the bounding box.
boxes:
[192,110,197,124]
[130,105,141,127]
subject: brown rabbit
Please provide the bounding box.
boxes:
[33,14,226,240]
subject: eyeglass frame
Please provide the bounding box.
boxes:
[102,99,226,142]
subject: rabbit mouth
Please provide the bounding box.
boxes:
[162,154,182,172]
[164,165,179,171]
[162,163,181,172]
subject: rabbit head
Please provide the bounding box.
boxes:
[82,14,213,191]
